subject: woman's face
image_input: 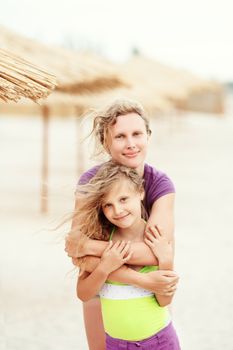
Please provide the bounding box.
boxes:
[106,113,149,176]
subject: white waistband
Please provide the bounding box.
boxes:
[99,283,154,300]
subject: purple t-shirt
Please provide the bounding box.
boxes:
[78,163,175,215]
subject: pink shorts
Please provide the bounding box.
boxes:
[105,322,180,349]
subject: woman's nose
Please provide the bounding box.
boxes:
[126,137,136,149]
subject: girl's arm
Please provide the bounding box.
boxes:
[155,260,175,306]
[74,255,178,297]
[77,241,132,302]
[77,268,108,302]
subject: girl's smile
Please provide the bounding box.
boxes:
[102,178,145,239]
[113,213,130,220]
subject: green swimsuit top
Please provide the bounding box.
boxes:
[99,226,170,341]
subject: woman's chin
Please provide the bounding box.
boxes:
[122,158,144,169]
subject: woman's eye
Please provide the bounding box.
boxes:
[120,197,127,202]
[116,134,124,139]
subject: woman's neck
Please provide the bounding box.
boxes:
[136,163,145,177]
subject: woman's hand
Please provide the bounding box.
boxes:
[99,240,132,274]
[65,233,88,258]
[144,225,173,264]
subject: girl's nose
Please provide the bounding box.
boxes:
[113,204,123,216]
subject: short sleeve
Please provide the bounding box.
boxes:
[77,165,101,186]
[144,164,175,213]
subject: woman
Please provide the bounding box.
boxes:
[65,98,178,350]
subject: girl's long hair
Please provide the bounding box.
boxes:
[71,161,145,268]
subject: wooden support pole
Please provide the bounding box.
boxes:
[41,105,49,213]
[76,108,84,177]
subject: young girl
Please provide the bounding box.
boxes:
[75,161,180,350]
[65,98,179,349]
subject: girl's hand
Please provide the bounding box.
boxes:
[142,270,179,296]
[144,225,173,263]
[100,240,132,274]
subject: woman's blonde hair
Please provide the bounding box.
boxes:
[87,98,151,157]
[74,160,145,240]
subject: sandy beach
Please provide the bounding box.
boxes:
[1,106,233,349]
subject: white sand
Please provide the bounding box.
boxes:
[1,107,233,349]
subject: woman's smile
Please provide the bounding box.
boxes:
[123,151,140,158]
[106,113,149,175]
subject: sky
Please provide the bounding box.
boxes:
[1,0,233,81]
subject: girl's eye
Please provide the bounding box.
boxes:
[115,134,124,139]
[133,131,142,136]
[104,203,112,208]
[120,197,127,202]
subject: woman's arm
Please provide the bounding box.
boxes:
[79,240,158,265]
[144,225,176,306]
[66,192,175,269]
[66,194,175,265]
[147,193,176,306]
[66,200,158,264]
[146,193,175,251]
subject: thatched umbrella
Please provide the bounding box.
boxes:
[0,25,127,96]
[0,26,128,213]
[0,47,57,214]
[49,54,224,117]
[1,26,224,115]
[0,48,56,102]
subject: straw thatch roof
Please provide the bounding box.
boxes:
[0,49,57,103]
[0,26,127,94]
[0,26,224,116]
[39,56,224,116]
[118,56,224,114]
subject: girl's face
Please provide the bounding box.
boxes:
[102,178,144,230]
[106,113,149,176]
